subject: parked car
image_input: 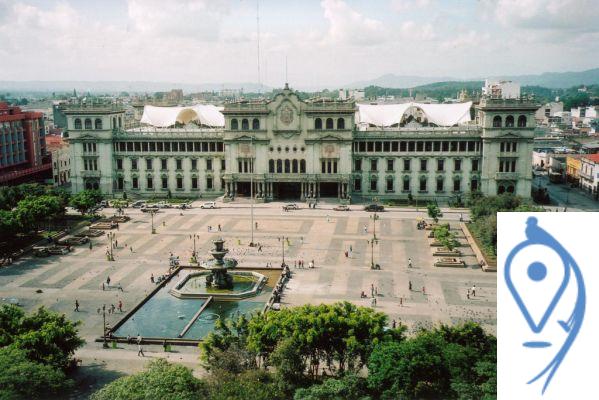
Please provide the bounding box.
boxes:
[131,200,146,208]
[333,205,351,211]
[174,203,192,209]
[47,245,71,255]
[200,201,217,209]
[141,206,159,213]
[33,246,51,257]
[364,204,384,212]
[283,203,299,211]
[99,200,110,207]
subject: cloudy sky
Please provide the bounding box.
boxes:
[0,0,597,88]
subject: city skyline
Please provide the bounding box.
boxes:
[1,0,598,88]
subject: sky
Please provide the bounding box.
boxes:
[0,0,598,89]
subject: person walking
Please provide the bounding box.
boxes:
[422,286,426,295]
[370,284,374,297]
[74,300,79,312]
[118,300,123,313]
[89,241,93,251]
[106,276,111,286]
[399,297,403,306]
[137,343,145,357]
[150,274,154,283]
[408,280,412,291]
[162,221,166,227]
[364,225,368,234]
[130,246,133,253]
[255,222,258,230]
[218,224,221,232]
[115,240,118,248]
[408,258,412,268]
[392,319,397,329]
[471,285,476,297]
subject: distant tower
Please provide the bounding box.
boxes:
[73,88,77,98]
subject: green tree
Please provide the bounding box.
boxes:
[0,346,72,400]
[427,203,441,223]
[200,314,255,374]
[293,374,371,400]
[91,358,207,400]
[0,209,18,243]
[69,190,103,215]
[207,369,284,400]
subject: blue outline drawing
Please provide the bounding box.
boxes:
[504,216,585,394]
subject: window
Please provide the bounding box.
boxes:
[420,177,427,191]
[403,177,410,191]
[131,159,138,170]
[403,159,411,171]
[471,178,478,191]
[192,177,198,189]
[146,158,153,170]
[132,177,138,189]
[206,159,212,171]
[292,159,298,173]
[333,161,338,174]
[370,159,378,172]
[74,118,82,129]
[116,159,123,170]
[112,117,116,128]
[505,115,514,127]
[147,177,153,189]
[375,142,382,152]
[453,178,461,192]
[84,118,92,129]
[207,177,213,190]
[221,159,226,170]
[518,115,527,127]
[355,159,362,171]
[161,159,167,170]
[285,159,291,173]
[252,118,260,130]
[241,119,249,130]
[337,118,345,129]
[191,159,197,170]
[269,159,275,173]
[315,118,322,130]
[472,159,479,172]
[370,179,377,191]
[387,159,394,172]
[354,178,361,191]
[162,177,168,189]
[119,117,122,127]
[420,159,427,171]
[322,160,326,173]
[437,177,444,192]
[511,160,516,172]
[493,116,502,127]
[177,177,183,189]
[277,159,283,173]
[326,118,334,129]
[386,177,394,192]
[175,159,181,170]
[95,118,102,129]
[300,159,306,173]
[231,119,238,130]
[117,177,123,190]
[454,159,462,171]
[437,159,444,171]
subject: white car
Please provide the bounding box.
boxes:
[131,200,146,208]
[201,201,217,209]
[174,203,192,209]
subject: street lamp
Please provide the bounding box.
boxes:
[107,232,115,261]
[277,236,287,267]
[367,238,379,269]
[150,210,156,234]
[102,304,109,349]
[250,136,255,247]
[190,233,199,263]
[370,211,379,240]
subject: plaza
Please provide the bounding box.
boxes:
[0,201,495,394]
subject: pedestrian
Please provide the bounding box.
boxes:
[326,215,330,223]
[371,297,376,307]
[300,237,304,244]
[218,224,221,231]
[471,285,476,297]
[118,300,123,312]
[255,222,258,230]
[408,258,412,268]
[106,276,111,286]
[349,245,353,252]
[97,308,101,314]
[130,246,133,252]
[392,319,396,329]
[150,274,154,283]
[89,241,93,250]
[364,225,368,234]
[408,280,412,291]
[137,343,145,357]
[118,283,123,292]
[115,240,118,248]
[111,304,116,314]
[258,245,262,252]
[466,291,470,300]
[422,286,426,295]
[345,251,348,258]
[163,339,168,352]
[74,300,79,312]
[163,221,166,227]
[137,334,142,344]
[370,284,374,297]
[399,297,403,306]
[294,260,297,268]
[102,282,105,291]
[375,287,378,296]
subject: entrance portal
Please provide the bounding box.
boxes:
[319,182,338,198]
[236,182,251,197]
[273,182,301,199]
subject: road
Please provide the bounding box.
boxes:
[532,173,599,211]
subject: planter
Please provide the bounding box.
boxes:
[430,240,462,247]
[434,257,465,268]
[433,247,461,257]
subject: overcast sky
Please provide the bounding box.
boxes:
[0,0,597,88]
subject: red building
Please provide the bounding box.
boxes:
[0,102,52,185]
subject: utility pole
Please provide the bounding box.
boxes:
[368,237,379,269]
[150,210,156,234]
[278,236,287,266]
[102,304,109,349]
[250,136,255,246]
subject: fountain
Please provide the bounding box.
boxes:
[204,237,237,289]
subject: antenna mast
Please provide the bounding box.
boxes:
[256,0,261,94]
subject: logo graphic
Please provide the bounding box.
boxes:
[504,217,586,394]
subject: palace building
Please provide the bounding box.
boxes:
[66,84,537,202]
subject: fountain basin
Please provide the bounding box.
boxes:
[170,270,267,300]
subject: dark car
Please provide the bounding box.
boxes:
[364,204,384,212]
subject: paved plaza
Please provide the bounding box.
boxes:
[0,202,496,394]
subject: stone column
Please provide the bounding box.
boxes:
[337,182,341,199]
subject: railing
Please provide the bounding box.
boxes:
[80,170,101,178]
[495,172,520,180]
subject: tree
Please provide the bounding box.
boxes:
[69,190,103,215]
[0,346,72,400]
[207,369,284,400]
[293,374,371,400]
[200,314,255,374]
[91,358,207,400]
[0,209,18,243]
[433,225,460,251]
[427,203,441,223]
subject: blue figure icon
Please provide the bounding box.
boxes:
[505,216,585,394]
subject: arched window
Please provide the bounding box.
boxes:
[505,115,514,127]
[269,159,275,173]
[112,117,116,128]
[84,118,92,129]
[284,159,291,173]
[492,116,502,127]
[252,118,260,130]
[231,119,238,130]
[241,119,249,130]
[85,181,92,190]
[337,118,345,130]
[315,118,322,130]
[300,159,306,173]
[94,118,102,130]
[292,159,298,173]
[74,118,82,130]
[498,185,505,195]
[118,117,122,127]
[276,159,282,173]
[517,115,527,127]
[507,185,515,193]
[326,118,334,129]
[93,182,99,190]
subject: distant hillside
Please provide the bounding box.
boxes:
[346,74,454,89]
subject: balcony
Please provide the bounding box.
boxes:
[495,172,519,180]
[81,170,101,178]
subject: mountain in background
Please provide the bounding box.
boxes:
[345,68,599,90]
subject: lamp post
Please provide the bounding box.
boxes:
[150,210,156,234]
[102,304,109,349]
[370,211,379,241]
[190,233,199,263]
[368,238,379,269]
[250,136,255,247]
[107,232,115,261]
[278,236,287,267]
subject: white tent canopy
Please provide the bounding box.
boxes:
[356,101,472,127]
[140,105,225,128]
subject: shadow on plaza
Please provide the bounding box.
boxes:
[67,363,126,400]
